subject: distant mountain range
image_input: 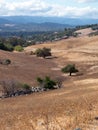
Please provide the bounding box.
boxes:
[0,22,70,32]
[0,16,98,25]
[0,16,98,33]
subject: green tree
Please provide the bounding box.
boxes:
[61,64,78,76]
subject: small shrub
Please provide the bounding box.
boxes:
[14,45,24,52]
[37,76,56,89]
[35,48,43,57]
[37,77,43,84]
[35,47,51,58]
[44,76,56,89]
[21,83,32,94]
[0,80,21,97]
[0,80,31,97]
[2,59,11,65]
[22,84,31,90]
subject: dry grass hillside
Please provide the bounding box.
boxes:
[75,28,96,37]
[1,36,98,130]
[0,50,62,86]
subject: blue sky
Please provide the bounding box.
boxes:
[0,0,98,18]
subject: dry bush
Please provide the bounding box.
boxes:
[0,79,22,97]
[1,79,14,93]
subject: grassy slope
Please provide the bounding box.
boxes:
[0,50,62,86]
[1,36,98,129]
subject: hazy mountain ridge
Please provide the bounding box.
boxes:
[0,16,98,25]
[0,22,70,33]
[0,16,98,36]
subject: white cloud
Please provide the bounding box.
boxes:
[44,5,98,18]
[0,0,98,18]
[0,0,50,15]
[76,0,97,3]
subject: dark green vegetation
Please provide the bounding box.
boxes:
[0,37,25,51]
[37,76,56,90]
[22,84,31,91]
[62,64,79,76]
[35,47,51,58]
[0,42,13,51]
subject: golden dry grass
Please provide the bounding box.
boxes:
[75,28,97,37]
[1,36,98,129]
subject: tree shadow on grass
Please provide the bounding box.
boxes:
[45,56,58,59]
[71,72,83,77]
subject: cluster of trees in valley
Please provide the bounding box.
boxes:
[0,28,79,52]
[0,37,25,51]
[0,23,98,52]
